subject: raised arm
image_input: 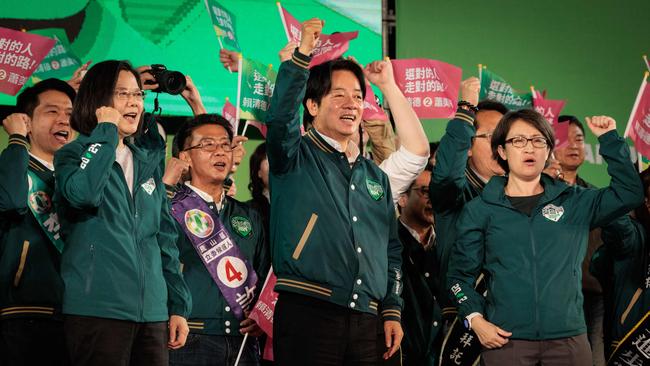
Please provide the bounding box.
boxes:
[0,114,30,216]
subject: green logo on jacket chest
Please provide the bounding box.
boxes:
[542,204,564,222]
[365,179,384,201]
[231,216,253,237]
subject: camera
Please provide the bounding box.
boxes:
[144,64,186,95]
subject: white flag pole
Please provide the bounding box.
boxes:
[233,333,249,366]
[644,55,650,72]
[240,120,250,137]
[234,54,243,135]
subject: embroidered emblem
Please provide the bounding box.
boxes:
[184,209,215,238]
[231,216,253,238]
[141,177,156,195]
[365,179,384,201]
[542,204,564,222]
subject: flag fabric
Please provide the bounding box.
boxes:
[531,88,568,147]
[30,28,80,80]
[238,58,276,123]
[277,4,358,68]
[479,68,532,111]
[362,81,388,121]
[390,58,462,119]
[0,27,56,95]
[625,72,650,159]
[245,120,268,138]
[204,0,240,50]
[222,97,237,133]
[248,268,278,361]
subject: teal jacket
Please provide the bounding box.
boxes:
[428,111,484,319]
[591,215,650,356]
[265,51,403,321]
[54,121,191,322]
[174,190,270,336]
[447,130,643,340]
[0,135,64,319]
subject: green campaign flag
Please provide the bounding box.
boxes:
[30,28,81,80]
[204,0,240,50]
[238,58,276,122]
[479,68,532,110]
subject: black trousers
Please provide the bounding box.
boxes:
[64,315,168,366]
[0,318,69,366]
[274,292,379,366]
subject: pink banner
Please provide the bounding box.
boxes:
[278,4,357,68]
[222,98,237,133]
[390,58,462,119]
[627,77,650,159]
[363,81,388,121]
[0,27,56,96]
[249,268,278,361]
[532,90,568,148]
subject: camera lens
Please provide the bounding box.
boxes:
[161,71,186,95]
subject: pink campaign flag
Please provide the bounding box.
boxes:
[0,27,56,95]
[390,58,462,119]
[248,268,279,361]
[625,72,650,159]
[363,81,388,121]
[277,3,358,68]
[531,88,568,147]
[222,97,237,133]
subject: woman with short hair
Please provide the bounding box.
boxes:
[447,109,643,365]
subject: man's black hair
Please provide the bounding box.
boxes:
[172,113,233,157]
[16,78,76,117]
[558,115,585,134]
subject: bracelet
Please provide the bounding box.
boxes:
[458,100,479,113]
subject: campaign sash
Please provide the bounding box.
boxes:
[171,186,258,320]
[608,310,650,366]
[27,170,63,253]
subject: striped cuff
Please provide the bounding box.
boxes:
[291,49,311,69]
[381,307,402,322]
[455,108,475,126]
[8,134,29,149]
[165,184,177,199]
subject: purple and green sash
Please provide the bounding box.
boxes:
[171,186,258,320]
[27,170,63,253]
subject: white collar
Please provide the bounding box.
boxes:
[315,129,360,163]
[399,218,436,250]
[184,181,226,210]
[29,152,54,171]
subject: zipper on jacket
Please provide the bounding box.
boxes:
[528,215,540,338]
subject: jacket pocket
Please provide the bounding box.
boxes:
[13,241,30,287]
[292,213,318,260]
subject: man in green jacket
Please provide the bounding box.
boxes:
[168,114,270,366]
[267,19,406,364]
[396,167,443,365]
[0,79,75,365]
[428,78,508,323]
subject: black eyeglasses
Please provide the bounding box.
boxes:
[505,136,548,149]
[183,140,234,153]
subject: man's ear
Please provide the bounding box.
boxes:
[397,193,408,210]
[306,98,319,118]
[179,150,192,166]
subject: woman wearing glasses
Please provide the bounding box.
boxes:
[53,60,191,366]
[446,109,642,366]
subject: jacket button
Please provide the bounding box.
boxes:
[225,306,231,312]
[349,302,356,308]
[352,216,358,222]
[433,321,438,327]
[356,279,362,285]
[353,294,358,300]
[424,272,430,278]
[351,184,355,190]
[225,328,231,334]
[225,321,231,326]
[357,247,362,254]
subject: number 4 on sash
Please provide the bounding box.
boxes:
[225,259,243,282]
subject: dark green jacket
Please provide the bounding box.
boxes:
[265,51,403,321]
[175,190,270,336]
[54,121,191,322]
[428,111,483,319]
[447,130,643,340]
[591,215,650,356]
[398,221,441,366]
[0,135,64,319]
